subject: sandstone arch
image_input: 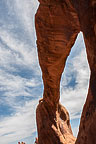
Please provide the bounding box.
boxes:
[35,0,96,144]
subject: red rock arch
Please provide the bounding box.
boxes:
[35,1,96,144]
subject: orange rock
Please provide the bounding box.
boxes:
[18,142,26,144]
[35,137,38,144]
[35,0,96,144]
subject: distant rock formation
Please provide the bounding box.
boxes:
[35,137,38,144]
[18,142,26,144]
[35,0,96,144]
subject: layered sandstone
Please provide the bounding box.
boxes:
[35,0,96,144]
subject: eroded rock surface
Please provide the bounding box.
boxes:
[35,0,96,144]
[36,101,76,144]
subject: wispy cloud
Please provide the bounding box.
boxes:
[0,100,38,144]
[60,32,90,120]
[0,28,38,69]
[0,0,40,143]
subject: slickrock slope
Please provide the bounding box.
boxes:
[35,0,96,144]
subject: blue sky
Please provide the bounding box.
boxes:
[0,0,90,144]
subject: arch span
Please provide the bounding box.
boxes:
[35,1,96,144]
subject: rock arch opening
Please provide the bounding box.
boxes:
[60,32,90,137]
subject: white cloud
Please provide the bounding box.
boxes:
[0,100,38,144]
[6,0,39,39]
[0,0,40,75]
[0,68,42,109]
[0,1,41,143]
[60,32,90,120]
[0,28,37,67]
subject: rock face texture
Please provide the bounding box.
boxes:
[35,0,96,144]
[36,101,76,144]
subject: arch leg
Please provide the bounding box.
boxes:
[35,3,80,144]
